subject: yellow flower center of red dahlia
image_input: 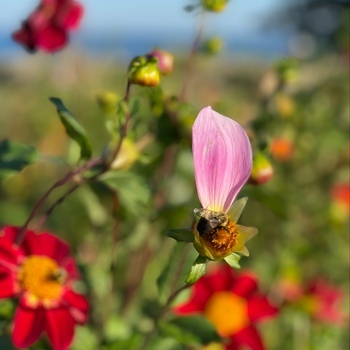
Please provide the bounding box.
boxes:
[17,255,64,302]
[204,291,249,336]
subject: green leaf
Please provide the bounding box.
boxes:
[0,140,38,180]
[159,316,222,345]
[185,255,207,284]
[167,229,194,243]
[157,243,186,303]
[224,253,241,269]
[50,97,92,160]
[71,326,99,350]
[99,171,150,217]
[130,97,140,116]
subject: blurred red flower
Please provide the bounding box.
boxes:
[174,264,278,350]
[298,279,347,325]
[331,183,350,215]
[0,226,88,350]
[12,0,83,53]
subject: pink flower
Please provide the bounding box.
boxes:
[191,107,256,261]
[174,264,278,350]
[12,0,83,53]
[193,107,252,213]
[0,226,88,350]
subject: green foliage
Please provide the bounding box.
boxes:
[167,229,194,243]
[99,170,150,217]
[0,139,38,180]
[49,97,92,160]
[159,316,222,345]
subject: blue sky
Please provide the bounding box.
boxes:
[1,0,284,36]
[0,1,289,57]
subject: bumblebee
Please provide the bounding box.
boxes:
[193,208,228,236]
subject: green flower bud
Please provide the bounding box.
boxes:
[201,0,228,12]
[110,138,139,170]
[250,152,274,185]
[202,37,223,55]
[95,91,119,115]
[128,56,160,87]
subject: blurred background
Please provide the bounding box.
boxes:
[0,0,349,349]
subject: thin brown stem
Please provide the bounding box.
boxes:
[33,183,80,231]
[15,157,103,246]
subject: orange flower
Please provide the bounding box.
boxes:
[270,138,293,161]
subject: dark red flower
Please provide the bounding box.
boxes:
[174,264,278,350]
[0,226,88,350]
[12,0,83,53]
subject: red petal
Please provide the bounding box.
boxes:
[60,256,80,280]
[36,25,67,52]
[229,326,265,350]
[45,308,75,350]
[58,2,84,29]
[1,226,20,244]
[0,236,20,266]
[204,264,233,292]
[231,272,258,298]
[23,230,70,262]
[12,304,46,348]
[247,296,278,322]
[63,290,88,324]
[0,271,16,298]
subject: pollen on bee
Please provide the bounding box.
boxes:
[198,220,238,257]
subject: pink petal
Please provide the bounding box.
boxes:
[22,231,70,262]
[229,326,265,350]
[247,295,279,322]
[192,107,252,212]
[12,304,46,348]
[45,307,76,350]
[63,290,89,324]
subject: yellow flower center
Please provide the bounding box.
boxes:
[195,220,238,260]
[17,255,64,302]
[204,291,249,336]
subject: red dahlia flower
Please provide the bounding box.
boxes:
[0,226,88,350]
[299,279,347,325]
[174,264,278,350]
[12,0,83,53]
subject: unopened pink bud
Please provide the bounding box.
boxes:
[148,48,174,75]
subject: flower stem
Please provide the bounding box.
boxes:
[15,157,103,246]
[16,82,134,245]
